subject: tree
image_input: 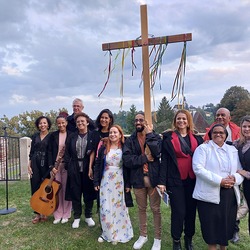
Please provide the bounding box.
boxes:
[114,110,128,133]
[0,108,69,137]
[126,104,137,135]
[219,86,250,112]
[203,103,216,115]
[18,110,44,137]
[154,96,174,134]
[218,86,250,125]
[232,99,250,125]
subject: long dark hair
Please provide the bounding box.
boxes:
[95,109,114,130]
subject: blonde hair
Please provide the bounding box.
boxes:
[238,115,250,146]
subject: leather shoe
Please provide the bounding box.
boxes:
[173,239,182,250]
[40,215,48,222]
[32,215,41,224]
[184,236,193,250]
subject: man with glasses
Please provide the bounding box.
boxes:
[67,98,95,132]
[123,112,162,250]
[67,98,84,132]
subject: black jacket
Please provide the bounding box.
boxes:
[94,145,133,207]
[122,131,161,188]
[29,132,51,178]
[64,130,96,201]
[66,113,77,132]
[48,130,72,167]
[159,131,203,187]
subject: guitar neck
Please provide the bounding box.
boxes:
[46,147,65,188]
[47,156,63,188]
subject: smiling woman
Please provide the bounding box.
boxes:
[93,125,133,245]
[64,112,96,229]
[209,124,228,147]
[192,123,244,250]
[28,116,52,224]
[233,116,250,236]
[47,112,72,225]
[159,109,203,250]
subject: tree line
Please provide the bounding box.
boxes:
[0,86,249,137]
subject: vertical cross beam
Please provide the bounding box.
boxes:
[102,5,192,125]
[140,5,152,124]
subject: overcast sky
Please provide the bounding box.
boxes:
[0,0,250,119]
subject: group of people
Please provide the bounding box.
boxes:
[27,98,250,250]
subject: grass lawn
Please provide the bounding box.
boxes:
[0,180,249,250]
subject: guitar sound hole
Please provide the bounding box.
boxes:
[45,186,52,194]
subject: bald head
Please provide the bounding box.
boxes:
[215,108,231,126]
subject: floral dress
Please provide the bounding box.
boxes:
[100,148,133,243]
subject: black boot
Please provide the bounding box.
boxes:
[184,236,193,250]
[173,239,182,250]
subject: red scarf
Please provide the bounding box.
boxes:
[171,132,198,180]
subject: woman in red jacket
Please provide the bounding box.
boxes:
[159,109,203,250]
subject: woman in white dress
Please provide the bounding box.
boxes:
[94,125,133,245]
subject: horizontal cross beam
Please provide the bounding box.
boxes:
[102,33,192,51]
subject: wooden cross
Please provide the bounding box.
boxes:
[102,4,192,124]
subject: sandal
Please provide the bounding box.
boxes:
[40,215,48,222]
[32,215,41,224]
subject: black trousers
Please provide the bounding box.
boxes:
[70,171,95,219]
[168,178,197,240]
[30,157,50,195]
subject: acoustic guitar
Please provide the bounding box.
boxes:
[30,147,65,216]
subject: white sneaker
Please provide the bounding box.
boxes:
[151,239,161,250]
[85,217,95,227]
[72,218,80,229]
[98,236,104,243]
[133,236,148,249]
[61,218,68,224]
[53,219,61,224]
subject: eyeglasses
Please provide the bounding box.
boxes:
[134,119,144,123]
[212,131,225,135]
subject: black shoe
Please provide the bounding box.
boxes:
[184,236,193,250]
[230,231,240,243]
[173,239,182,250]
